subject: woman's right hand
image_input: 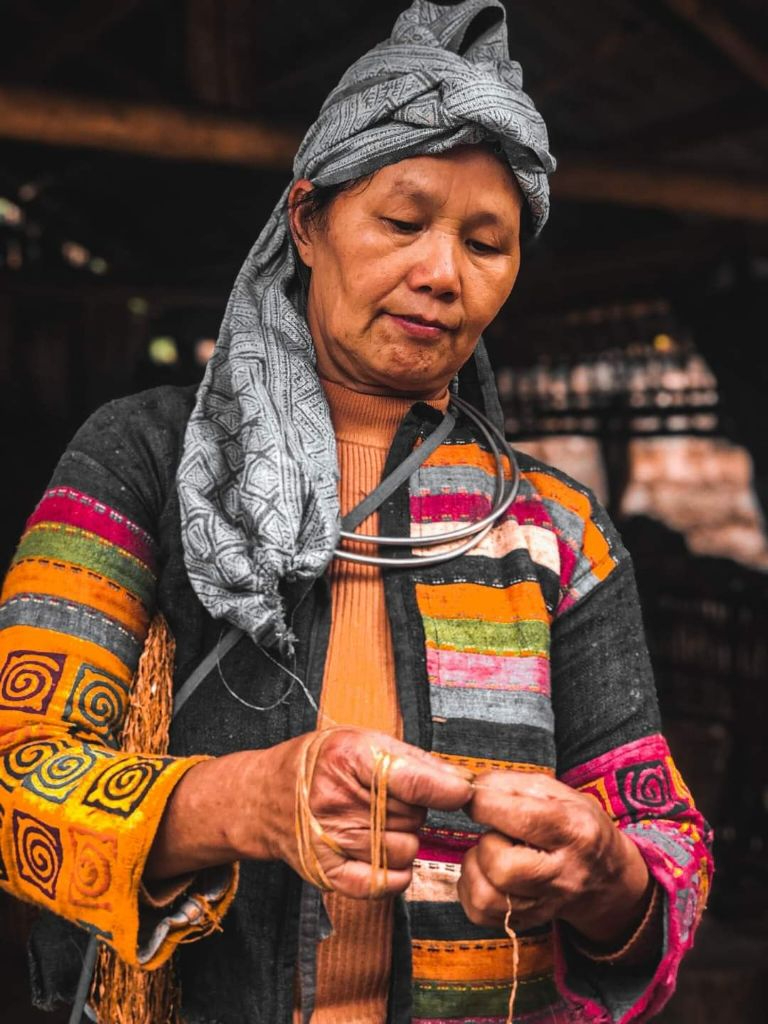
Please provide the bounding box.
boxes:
[145,728,473,899]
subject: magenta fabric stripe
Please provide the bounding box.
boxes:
[560,733,668,789]
[411,492,491,523]
[26,489,156,569]
[426,649,550,696]
[512,501,578,582]
[417,844,465,865]
[418,833,480,864]
[409,495,578,584]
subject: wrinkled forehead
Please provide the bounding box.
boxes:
[340,145,524,224]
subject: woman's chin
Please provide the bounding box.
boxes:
[361,352,453,397]
[369,369,448,399]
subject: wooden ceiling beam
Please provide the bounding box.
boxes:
[661,0,768,92]
[1,86,766,222]
[554,158,768,222]
[0,86,300,170]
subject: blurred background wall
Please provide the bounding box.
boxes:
[1,1,767,1020]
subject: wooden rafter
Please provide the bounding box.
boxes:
[661,0,768,92]
[0,87,299,170]
[553,158,768,222]
[0,87,766,222]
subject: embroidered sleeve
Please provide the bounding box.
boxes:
[0,413,237,969]
[550,554,713,1022]
[559,736,712,1022]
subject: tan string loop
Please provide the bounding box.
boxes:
[294,731,396,900]
[295,731,342,891]
[368,750,392,899]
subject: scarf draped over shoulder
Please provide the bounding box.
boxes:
[176,0,555,651]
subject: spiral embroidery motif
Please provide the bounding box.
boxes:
[63,663,130,746]
[617,760,687,820]
[23,745,107,804]
[12,809,63,900]
[82,755,169,818]
[0,650,66,715]
[0,738,74,791]
[68,827,116,910]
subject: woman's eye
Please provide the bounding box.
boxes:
[468,239,500,255]
[385,218,421,234]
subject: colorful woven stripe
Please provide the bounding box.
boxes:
[426,650,550,696]
[0,488,225,967]
[26,489,157,570]
[404,437,710,1022]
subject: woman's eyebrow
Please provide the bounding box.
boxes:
[384,181,511,230]
[386,182,434,206]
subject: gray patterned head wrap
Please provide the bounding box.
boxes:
[177,0,555,651]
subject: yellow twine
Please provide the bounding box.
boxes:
[294,730,394,899]
[369,751,392,899]
[503,894,520,1024]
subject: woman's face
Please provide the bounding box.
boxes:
[290,145,523,398]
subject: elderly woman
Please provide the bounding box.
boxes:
[0,2,710,1023]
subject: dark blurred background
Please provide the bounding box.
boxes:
[1,1,767,1020]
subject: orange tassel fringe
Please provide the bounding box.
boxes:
[90,613,181,1024]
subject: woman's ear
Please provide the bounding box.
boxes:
[288,179,316,268]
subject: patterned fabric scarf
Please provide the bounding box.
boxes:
[177,0,555,651]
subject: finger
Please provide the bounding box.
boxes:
[475,831,561,897]
[324,856,414,899]
[320,730,474,811]
[321,827,419,870]
[456,847,507,927]
[472,770,566,800]
[383,752,474,811]
[457,847,555,931]
[349,830,420,871]
[384,796,427,831]
[467,772,579,850]
[312,796,424,839]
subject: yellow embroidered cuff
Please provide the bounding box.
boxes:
[0,745,210,966]
[139,872,197,909]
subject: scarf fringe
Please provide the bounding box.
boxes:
[90,613,180,1024]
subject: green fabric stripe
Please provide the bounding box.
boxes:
[413,973,559,1017]
[422,617,550,656]
[14,526,155,605]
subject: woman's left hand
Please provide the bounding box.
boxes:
[457,771,651,945]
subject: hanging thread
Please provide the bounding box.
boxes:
[503,894,520,1024]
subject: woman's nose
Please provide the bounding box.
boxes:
[406,231,461,300]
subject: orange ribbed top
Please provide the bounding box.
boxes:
[295,379,448,1024]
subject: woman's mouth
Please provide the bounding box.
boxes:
[386,313,450,339]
